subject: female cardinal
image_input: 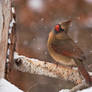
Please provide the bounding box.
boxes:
[47,20,91,85]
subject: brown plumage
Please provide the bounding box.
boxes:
[47,20,91,85]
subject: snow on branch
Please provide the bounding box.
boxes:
[14,52,83,85]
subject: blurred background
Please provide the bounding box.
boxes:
[7,0,92,92]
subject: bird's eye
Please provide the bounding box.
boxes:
[55,24,64,32]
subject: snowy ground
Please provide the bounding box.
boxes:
[0,78,23,92]
[59,87,92,92]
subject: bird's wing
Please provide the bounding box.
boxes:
[51,39,85,60]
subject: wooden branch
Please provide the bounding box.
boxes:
[0,0,11,78]
[70,81,89,92]
[14,52,83,85]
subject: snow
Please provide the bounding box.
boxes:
[77,87,92,92]
[12,7,15,14]
[10,18,15,27]
[72,67,78,70]
[88,72,92,76]
[59,89,70,92]
[0,78,23,92]
[6,59,9,62]
[30,58,39,62]
[27,0,44,12]
[14,52,22,59]
[59,87,92,92]
[7,49,10,55]
[14,52,39,62]
[8,28,12,34]
[8,38,11,44]
[14,52,29,60]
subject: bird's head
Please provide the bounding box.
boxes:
[54,20,72,34]
[48,20,72,41]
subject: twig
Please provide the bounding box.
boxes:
[8,6,16,68]
[5,6,16,75]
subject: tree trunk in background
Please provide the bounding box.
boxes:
[0,0,11,78]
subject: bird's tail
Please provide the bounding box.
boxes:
[75,59,92,85]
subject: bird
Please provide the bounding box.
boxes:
[47,20,91,85]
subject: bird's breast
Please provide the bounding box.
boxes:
[47,31,76,66]
[48,42,76,66]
